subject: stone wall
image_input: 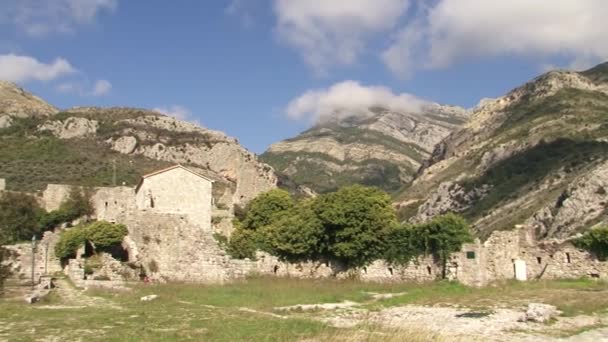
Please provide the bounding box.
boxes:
[3,231,62,284]
[42,184,72,212]
[0,178,5,191]
[135,167,213,230]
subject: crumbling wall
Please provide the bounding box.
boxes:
[42,184,72,211]
[91,186,136,223]
[3,231,62,283]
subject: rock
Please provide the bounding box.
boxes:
[140,294,158,302]
[39,117,99,139]
[0,80,58,118]
[110,136,138,154]
[521,303,560,323]
[0,115,12,128]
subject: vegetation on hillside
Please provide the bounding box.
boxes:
[228,186,471,275]
[261,125,424,194]
[574,226,608,261]
[0,117,173,191]
[462,139,608,222]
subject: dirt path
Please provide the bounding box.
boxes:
[34,278,122,310]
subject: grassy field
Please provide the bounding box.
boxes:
[1,277,607,341]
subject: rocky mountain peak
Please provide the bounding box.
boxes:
[0,80,58,118]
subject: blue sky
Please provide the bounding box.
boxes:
[0,1,606,153]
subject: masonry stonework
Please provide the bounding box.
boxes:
[4,166,608,288]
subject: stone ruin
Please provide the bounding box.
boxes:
[2,165,608,288]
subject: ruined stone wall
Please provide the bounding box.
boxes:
[135,168,212,230]
[91,186,136,223]
[2,231,62,283]
[42,184,72,211]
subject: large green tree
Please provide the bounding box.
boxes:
[240,189,294,230]
[262,199,325,262]
[313,185,397,267]
[412,213,473,278]
[0,192,44,244]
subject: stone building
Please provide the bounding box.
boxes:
[135,165,214,230]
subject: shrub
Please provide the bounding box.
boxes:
[54,227,86,259]
[0,192,45,244]
[574,226,608,261]
[0,247,10,294]
[54,221,128,259]
[84,221,128,250]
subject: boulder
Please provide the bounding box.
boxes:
[140,294,158,302]
[521,303,560,323]
[110,136,138,154]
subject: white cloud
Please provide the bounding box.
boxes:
[0,54,76,83]
[274,0,410,75]
[154,105,196,122]
[56,79,112,97]
[286,81,432,123]
[91,79,112,96]
[1,0,117,36]
[383,0,608,77]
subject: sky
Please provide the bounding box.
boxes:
[0,0,607,153]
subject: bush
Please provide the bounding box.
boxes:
[55,221,128,259]
[0,247,10,294]
[574,226,608,261]
[84,221,128,250]
[54,227,86,259]
[0,192,45,244]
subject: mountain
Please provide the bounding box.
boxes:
[0,81,277,207]
[260,104,468,194]
[397,62,608,239]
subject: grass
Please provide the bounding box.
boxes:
[2,277,608,341]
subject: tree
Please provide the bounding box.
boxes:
[382,224,420,266]
[574,226,608,261]
[0,192,44,244]
[412,213,473,278]
[262,199,325,262]
[39,187,94,230]
[240,189,294,230]
[313,185,397,267]
[227,227,258,259]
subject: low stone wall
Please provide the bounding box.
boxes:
[3,231,62,284]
